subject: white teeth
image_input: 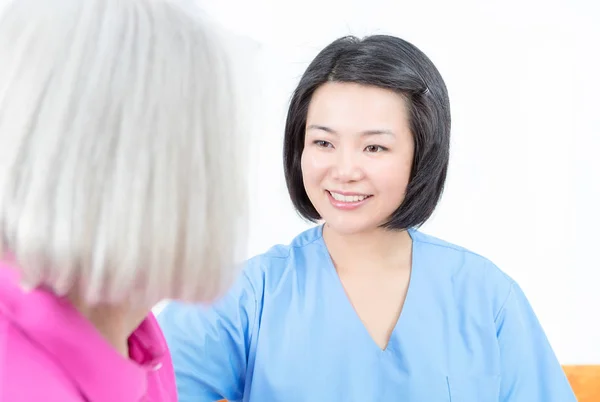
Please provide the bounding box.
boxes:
[330,192,369,202]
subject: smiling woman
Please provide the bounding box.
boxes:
[301,82,414,233]
[157,35,576,401]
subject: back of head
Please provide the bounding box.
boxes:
[284,35,451,230]
[0,0,247,306]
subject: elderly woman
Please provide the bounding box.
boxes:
[0,0,247,400]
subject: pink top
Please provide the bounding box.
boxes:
[0,262,178,401]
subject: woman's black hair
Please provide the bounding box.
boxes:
[283,35,451,229]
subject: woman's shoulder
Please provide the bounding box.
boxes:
[242,225,325,277]
[410,229,516,313]
[0,312,83,401]
[249,225,324,259]
[411,229,512,278]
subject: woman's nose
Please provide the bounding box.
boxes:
[330,149,363,182]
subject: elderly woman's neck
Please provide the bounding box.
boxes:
[68,295,149,359]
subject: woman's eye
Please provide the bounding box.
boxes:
[314,140,333,148]
[365,145,386,153]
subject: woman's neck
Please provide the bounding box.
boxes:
[322,223,413,274]
[68,295,148,359]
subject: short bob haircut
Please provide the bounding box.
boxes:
[0,0,247,307]
[284,35,451,230]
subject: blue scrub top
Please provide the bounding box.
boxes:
[158,225,576,401]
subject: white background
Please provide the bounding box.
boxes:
[186,0,600,364]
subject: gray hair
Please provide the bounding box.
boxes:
[0,0,247,307]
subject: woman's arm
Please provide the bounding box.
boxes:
[157,272,259,402]
[495,282,576,401]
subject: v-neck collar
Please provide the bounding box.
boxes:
[316,225,419,353]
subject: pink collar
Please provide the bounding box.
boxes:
[0,263,166,401]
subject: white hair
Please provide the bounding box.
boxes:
[0,0,248,307]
